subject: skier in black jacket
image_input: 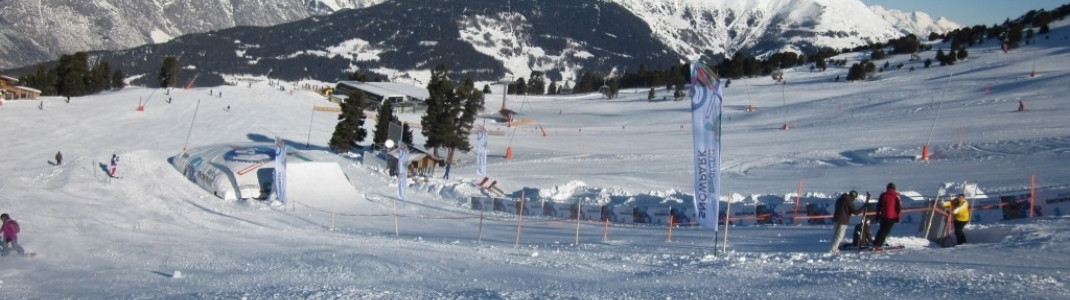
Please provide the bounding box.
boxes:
[829,191,862,252]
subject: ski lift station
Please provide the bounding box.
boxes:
[329,81,429,108]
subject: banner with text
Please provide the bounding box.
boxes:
[690,62,723,229]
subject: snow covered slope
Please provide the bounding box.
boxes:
[0,18,1066,300]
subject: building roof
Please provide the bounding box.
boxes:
[0,75,18,83]
[337,81,429,101]
[16,86,42,93]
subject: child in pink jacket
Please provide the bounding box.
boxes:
[1,213,25,256]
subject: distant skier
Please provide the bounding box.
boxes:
[941,194,970,245]
[1018,100,1026,111]
[873,182,902,250]
[442,162,451,179]
[829,191,862,253]
[109,154,119,177]
[1,213,25,256]
[55,151,63,165]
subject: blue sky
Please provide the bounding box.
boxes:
[861,0,1067,26]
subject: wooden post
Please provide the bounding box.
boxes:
[515,191,525,248]
[1030,175,1036,218]
[477,197,485,243]
[792,179,803,224]
[602,218,609,242]
[574,200,582,245]
[722,198,731,254]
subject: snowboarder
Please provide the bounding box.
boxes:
[941,194,970,245]
[829,190,862,252]
[55,151,63,165]
[0,213,25,256]
[873,182,902,250]
[109,154,119,177]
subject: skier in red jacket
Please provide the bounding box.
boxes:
[873,183,902,250]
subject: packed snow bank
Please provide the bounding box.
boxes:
[285,161,366,213]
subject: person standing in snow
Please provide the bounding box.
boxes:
[873,182,902,250]
[1,213,25,256]
[109,154,119,177]
[829,191,862,252]
[55,151,63,165]
[942,194,970,245]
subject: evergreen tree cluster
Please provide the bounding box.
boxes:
[420,64,485,163]
[846,60,876,81]
[18,52,125,97]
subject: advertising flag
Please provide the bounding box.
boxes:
[274,136,287,204]
[397,144,409,200]
[690,62,723,229]
[475,125,488,176]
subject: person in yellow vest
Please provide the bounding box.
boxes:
[942,194,970,245]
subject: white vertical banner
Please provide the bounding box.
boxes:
[690,62,723,230]
[397,144,409,200]
[475,125,488,176]
[274,136,288,204]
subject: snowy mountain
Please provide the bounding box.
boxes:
[1,0,963,70]
[0,0,381,69]
[7,0,684,87]
[869,5,962,37]
[611,0,900,59]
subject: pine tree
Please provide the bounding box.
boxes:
[447,77,485,162]
[421,64,456,157]
[159,56,180,88]
[329,90,368,153]
[373,100,395,146]
[111,69,126,90]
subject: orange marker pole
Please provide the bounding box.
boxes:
[602,218,609,242]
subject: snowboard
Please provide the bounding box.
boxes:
[838,243,905,252]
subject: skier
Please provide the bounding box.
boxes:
[1018,100,1026,111]
[873,182,902,250]
[829,190,862,253]
[55,151,63,165]
[442,162,451,179]
[0,213,25,256]
[941,194,970,245]
[109,154,119,177]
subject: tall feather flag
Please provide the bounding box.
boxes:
[397,143,409,200]
[274,136,287,204]
[690,61,723,229]
[475,125,488,176]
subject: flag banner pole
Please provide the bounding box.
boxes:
[689,61,723,233]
